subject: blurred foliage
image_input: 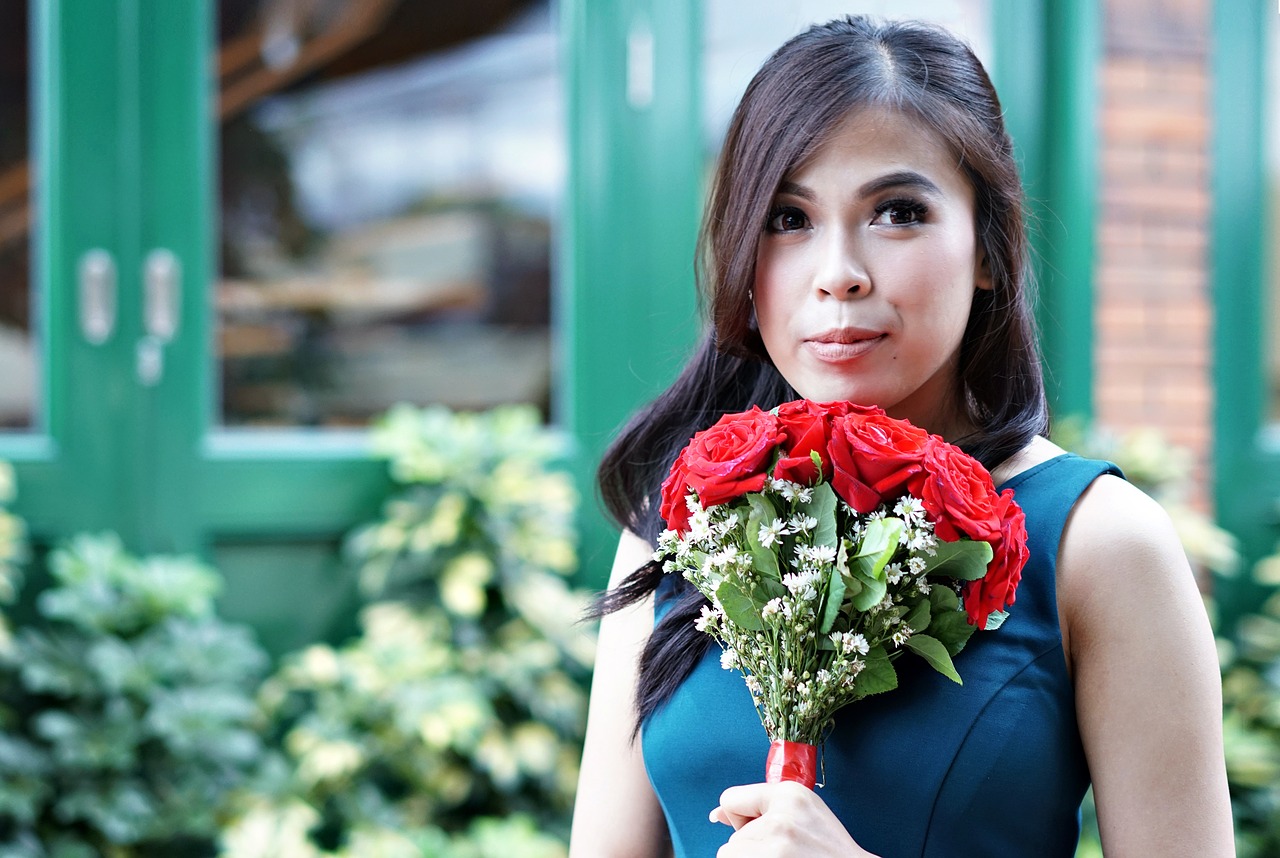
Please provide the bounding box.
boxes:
[0,532,269,857]
[220,404,594,857]
[0,461,29,646]
[1222,555,1280,858]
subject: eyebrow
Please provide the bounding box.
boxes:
[778,170,943,201]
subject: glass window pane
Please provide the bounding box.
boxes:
[1267,6,1280,422]
[217,1,560,427]
[0,1,36,430]
[704,1,992,153]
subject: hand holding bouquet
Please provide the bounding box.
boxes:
[655,400,1028,787]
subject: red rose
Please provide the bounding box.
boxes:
[963,489,1028,627]
[659,408,784,531]
[828,409,932,512]
[918,440,1002,543]
[772,400,855,485]
[659,453,694,534]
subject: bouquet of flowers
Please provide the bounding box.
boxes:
[655,400,1028,787]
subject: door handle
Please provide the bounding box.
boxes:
[136,249,181,386]
[78,249,116,345]
[143,248,181,342]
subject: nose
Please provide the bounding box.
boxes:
[813,229,869,299]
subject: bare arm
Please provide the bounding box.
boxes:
[1060,476,1234,857]
[569,530,673,858]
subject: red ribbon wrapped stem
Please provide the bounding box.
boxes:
[765,739,817,789]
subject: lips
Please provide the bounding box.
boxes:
[804,328,886,361]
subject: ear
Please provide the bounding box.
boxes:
[974,246,994,292]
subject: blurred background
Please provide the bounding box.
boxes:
[0,0,1276,855]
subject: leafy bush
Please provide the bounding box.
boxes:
[1221,555,1280,858]
[0,532,269,857]
[220,405,594,857]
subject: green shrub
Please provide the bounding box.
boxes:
[0,532,269,857]
[1221,555,1280,858]
[220,405,593,857]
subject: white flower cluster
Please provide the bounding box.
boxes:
[655,480,966,744]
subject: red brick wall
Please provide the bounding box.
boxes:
[1094,0,1213,507]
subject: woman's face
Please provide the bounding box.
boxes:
[753,106,989,438]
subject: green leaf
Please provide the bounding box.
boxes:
[807,482,839,548]
[924,539,993,581]
[746,495,781,580]
[928,606,978,655]
[819,547,847,635]
[984,609,1010,631]
[929,584,961,613]
[905,634,963,684]
[716,580,765,632]
[904,599,931,633]
[853,518,903,563]
[854,647,898,696]
[847,555,887,612]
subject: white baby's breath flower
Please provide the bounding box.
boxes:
[908,556,928,575]
[744,675,762,696]
[810,544,836,565]
[886,562,906,585]
[720,648,739,670]
[917,578,932,595]
[833,631,869,656]
[717,513,741,534]
[761,598,784,621]
[795,486,814,504]
[774,481,798,501]
[908,531,934,552]
[689,509,712,541]
[894,496,926,520]
[695,604,718,632]
[892,627,913,647]
[758,518,786,548]
[711,546,740,568]
[656,529,680,556]
[792,515,818,534]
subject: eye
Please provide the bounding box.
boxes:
[872,199,929,226]
[765,206,810,233]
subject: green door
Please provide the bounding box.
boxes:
[1213,0,1280,617]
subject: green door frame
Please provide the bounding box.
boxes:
[564,0,1102,586]
[561,0,704,581]
[994,0,1100,422]
[1212,0,1273,618]
[11,0,390,653]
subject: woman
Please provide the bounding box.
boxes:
[570,16,1232,857]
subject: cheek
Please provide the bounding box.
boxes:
[752,255,794,337]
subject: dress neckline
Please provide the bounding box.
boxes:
[996,452,1075,492]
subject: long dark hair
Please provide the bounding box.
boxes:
[594,15,1049,731]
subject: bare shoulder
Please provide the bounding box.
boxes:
[1054,453,1203,681]
[1058,464,1190,622]
[1049,458,1233,853]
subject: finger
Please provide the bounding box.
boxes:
[715,783,774,825]
[709,804,755,831]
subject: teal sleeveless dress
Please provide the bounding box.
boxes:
[642,453,1120,857]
